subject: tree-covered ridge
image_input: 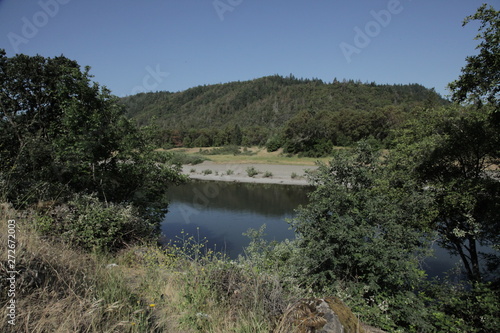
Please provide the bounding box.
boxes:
[120,75,448,152]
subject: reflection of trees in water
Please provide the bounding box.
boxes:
[167,181,312,217]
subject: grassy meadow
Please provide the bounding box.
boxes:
[164,146,336,165]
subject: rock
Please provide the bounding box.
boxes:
[277,297,386,333]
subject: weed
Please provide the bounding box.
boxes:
[263,171,273,178]
[246,167,259,178]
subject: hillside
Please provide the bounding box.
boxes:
[120,75,448,154]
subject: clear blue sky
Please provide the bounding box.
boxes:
[1,0,498,98]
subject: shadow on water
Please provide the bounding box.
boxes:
[161,180,492,279]
[167,180,313,217]
[162,180,311,258]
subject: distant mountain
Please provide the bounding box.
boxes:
[120,75,448,154]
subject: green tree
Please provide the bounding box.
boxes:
[418,5,500,282]
[230,124,242,146]
[289,142,435,330]
[448,4,500,112]
[0,50,185,223]
[394,107,500,283]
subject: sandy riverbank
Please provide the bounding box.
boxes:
[181,161,318,185]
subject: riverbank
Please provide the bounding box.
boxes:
[182,161,317,185]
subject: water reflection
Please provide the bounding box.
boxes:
[167,181,313,216]
[161,181,311,257]
[161,180,476,279]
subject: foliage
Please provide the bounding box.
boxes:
[202,169,213,175]
[120,75,448,152]
[0,211,158,332]
[288,142,436,330]
[265,134,285,152]
[263,171,273,178]
[422,280,500,333]
[33,194,156,252]
[392,108,500,283]
[448,4,500,112]
[0,51,185,225]
[392,5,500,283]
[246,166,259,177]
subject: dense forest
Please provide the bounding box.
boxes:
[120,76,448,155]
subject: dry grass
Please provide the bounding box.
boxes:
[166,146,333,165]
[0,204,299,332]
[0,204,173,332]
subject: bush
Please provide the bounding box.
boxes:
[34,194,155,252]
[266,135,284,152]
[422,281,500,332]
[246,167,259,177]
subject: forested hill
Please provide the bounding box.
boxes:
[120,75,448,154]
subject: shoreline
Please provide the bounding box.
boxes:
[181,161,317,186]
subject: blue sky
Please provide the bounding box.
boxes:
[0,0,497,98]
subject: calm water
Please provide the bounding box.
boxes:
[162,181,309,256]
[161,180,460,278]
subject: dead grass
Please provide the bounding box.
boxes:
[166,146,333,165]
[0,204,172,332]
[0,204,298,332]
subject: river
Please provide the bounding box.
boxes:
[162,180,460,278]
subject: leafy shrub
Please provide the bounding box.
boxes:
[297,139,334,158]
[246,167,259,177]
[288,142,436,330]
[34,194,155,252]
[422,281,500,333]
[202,169,213,175]
[263,171,273,178]
[266,135,284,152]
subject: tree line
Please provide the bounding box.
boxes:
[120,75,448,155]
